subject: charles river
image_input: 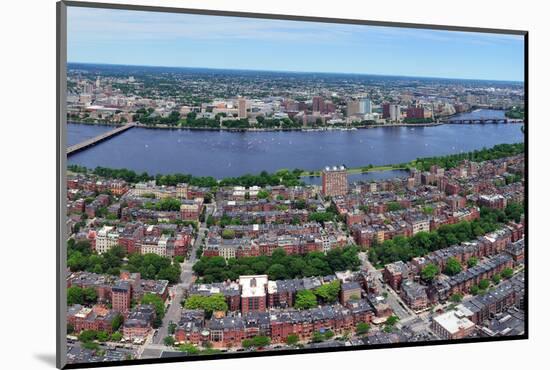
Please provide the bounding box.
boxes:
[67,109,523,185]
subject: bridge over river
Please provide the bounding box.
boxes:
[67,122,136,155]
[443,117,524,124]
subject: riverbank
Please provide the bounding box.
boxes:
[300,165,408,178]
[68,142,524,188]
[69,120,444,132]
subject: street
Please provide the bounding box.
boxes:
[358,252,415,320]
[149,204,213,347]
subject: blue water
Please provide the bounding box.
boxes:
[67,111,523,178]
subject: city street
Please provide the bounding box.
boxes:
[358,252,415,320]
[149,204,213,347]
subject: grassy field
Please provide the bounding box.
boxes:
[299,164,409,178]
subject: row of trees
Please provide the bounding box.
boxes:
[183,293,229,318]
[294,280,342,309]
[67,240,181,283]
[134,108,181,126]
[411,142,524,172]
[193,246,361,283]
[368,205,522,267]
[505,107,524,119]
[76,329,124,349]
[68,165,305,188]
[141,293,166,328]
[143,197,181,211]
[67,286,98,306]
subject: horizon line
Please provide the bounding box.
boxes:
[67,61,525,84]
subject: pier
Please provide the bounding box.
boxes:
[67,122,136,155]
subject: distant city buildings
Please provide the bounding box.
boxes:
[238,97,247,119]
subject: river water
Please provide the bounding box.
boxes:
[67,109,523,178]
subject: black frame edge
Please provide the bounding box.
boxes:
[57,1,529,369]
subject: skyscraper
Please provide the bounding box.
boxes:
[389,104,401,121]
[321,166,348,197]
[312,96,324,113]
[347,100,360,116]
[358,98,372,114]
[406,106,425,119]
[238,98,247,119]
[382,103,391,118]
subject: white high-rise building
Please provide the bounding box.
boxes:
[358,98,372,114]
[390,104,401,121]
[95,226,119,254]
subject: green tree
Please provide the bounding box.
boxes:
[242,339,254,348]
[467,257,479,268]
[78,330,97,343]
[252,335,271,347]
[478,279,490,290]
[324,330,334,340]
[312,331,325,343]
[314,281,341,303]
[450,293,463,303]
[387,202,403,212]
[295,290,318,310]
[385,315,399,328]
[492,273,501,285]
[179,343,200,354]
[110,332,122,342]
[257,190,270,199]
[141,293,165,327]
[67,286,84,306]
[501,267,514,279]
[221,229,236,239]
[111,313,124,331]
[356,322,371,335]
[285,334,299,346]
[168,322,177,335]
[421,263,439,282]
[184,294,228,317]
[267,263,288,280]
[469,285,480,295]
[164,336,176,346]
[96,331,109,342]
[444,258,462,276]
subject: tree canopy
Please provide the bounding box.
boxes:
[193,246,360,283]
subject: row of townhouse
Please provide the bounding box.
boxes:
[213,209,310,225]
[120,198,204,222]
[431,272,525,340]
[428,253,514,303]
[67,304,120,334]
[209,222,322,240]
[187,274,365,315]
[90,224,193,257]
[216,185,315,202]
[131,181,207,200]
[68,176,129,196]
[67,271,168,314]
[383,224,524,291]
[461,272,525,324]
[203,232,346,259]
[352,207,480,248]
[410,224,522,274]
[175,300,374,348]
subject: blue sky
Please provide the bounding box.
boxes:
[67,7,525,81]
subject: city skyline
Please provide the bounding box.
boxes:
[67,7,525,82]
